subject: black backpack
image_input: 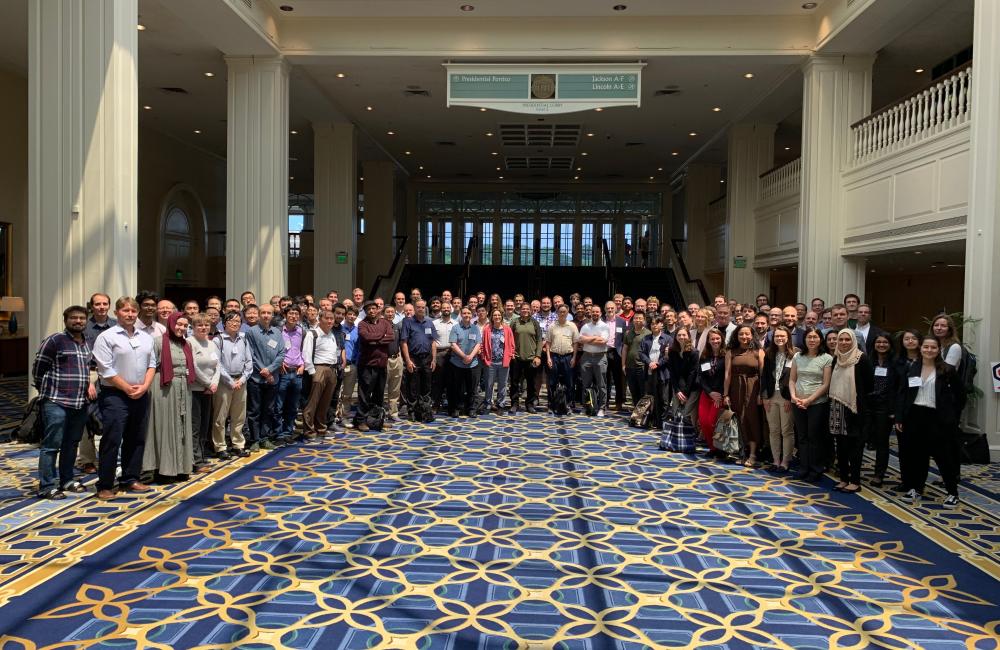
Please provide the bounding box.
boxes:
[582,388,598,416]
[412,396,436,423]
[365,405,386,431]
[549,385,569,416]
[17,397,44,445]
[957,347,978,400]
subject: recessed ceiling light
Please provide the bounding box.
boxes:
[491,151,498,156]
[426,174,431,178]
[499,176,504,179]
[404,150,411,155]
[360,177,364,181]
[594,108,604,112]
[387,130,395,135]
[801,2,817,8]
[204,72,215,77]
[649,176,654,180]
[688,131,697,136]
[581,152,588,156]
[485,132,494,136]
[576,167,582,171]
[136,24,146,31]
[574,175,580,180]
[366,106,373,111]
[336,73,347,78]
[914,250,923,255]
[657,167,663,171]
[613,4,627,10]
[720,179,725,183]
[496,167,501,171]
[290,130,298,135]
[744,73,754,79]
[460,4,475,11]
[587,132,595,137]
[915,68,925,74]
[712,107,721,112]
[419,165,424,170]
[193,129,201,134]
[784,146,791,150]
[289,176,295,180]
[671,151,679,156]
[480,108,487,112]
[279,5,294,11]
[143,105,151,110]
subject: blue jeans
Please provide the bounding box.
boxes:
[274,371,303,439]
[549,353,574,399]
[484,363,509,408]
[246,380,278,444]
[38,401,88,493]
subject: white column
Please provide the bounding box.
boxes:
[225,56,289,300]
[798,54,874,304]
[29,0,138,356]
[965,0,1000,457]
[358,160,396,293]
[725,123,774,301]
[314,122,357,295]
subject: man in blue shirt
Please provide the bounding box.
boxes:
[32,305,94,499]
[338,305,360,426]
[400,299,437,418]
[447,307,481,418]
[245,303,286,449]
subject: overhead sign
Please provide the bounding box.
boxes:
[445,63,644,115]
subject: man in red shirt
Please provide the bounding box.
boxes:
[355,300,395,430]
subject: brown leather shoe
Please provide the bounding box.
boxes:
[96,489,117,500]
[82,463,97,474]
[126,482,153,493]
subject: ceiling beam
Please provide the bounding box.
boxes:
[156,0,280,56]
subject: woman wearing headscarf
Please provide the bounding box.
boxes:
[143,311,196,481]
[828,329,873,493]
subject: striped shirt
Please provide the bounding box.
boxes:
[32,331,92,409]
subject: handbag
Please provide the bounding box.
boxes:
[629,395,654,428]
[713,409,741,456]
[659,410,697,453]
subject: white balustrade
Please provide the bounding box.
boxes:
[852,65,972,164]
[758,157,801,202]
[707,195,727,226]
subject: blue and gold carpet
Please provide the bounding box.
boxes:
[0,411,999,649]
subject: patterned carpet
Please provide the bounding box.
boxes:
[1,406,999,649]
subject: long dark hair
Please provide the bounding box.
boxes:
[871,332,895,364]
[726,324,759,352]
[800,326,827,356]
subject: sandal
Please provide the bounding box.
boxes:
[743,456,757,468]
[38,488,66,500]
[63,481,87,494]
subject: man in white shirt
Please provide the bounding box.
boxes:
[715,304,737,345]
[302,309,346,438]
[578,305,610,417]
[135,290,166,338]
[431,303,455,410]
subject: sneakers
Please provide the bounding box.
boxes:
[943,494,960,509]
[216,450,231,461]
[902,488,921,503]
[596,409,605,417]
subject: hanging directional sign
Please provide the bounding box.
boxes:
[445,63,644,115]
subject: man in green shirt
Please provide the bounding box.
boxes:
[621,312,651,408]
[510,303,542,413]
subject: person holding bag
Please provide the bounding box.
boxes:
[696,328,726,458]
[828,329,873,493]
[723,325,764,468]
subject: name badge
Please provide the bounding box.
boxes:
[267,339,278,349]
[701,362,711,372]
[285,341,292,350]
[469,333,477,341]
[616,327,623,333]
[424,328,432,335]
[874,367,888,377]
[908,376,922,388]
[785,361,793,369]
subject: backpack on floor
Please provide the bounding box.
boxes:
[412,396,436,423]
[629,395,653,429]
[16,397,44,445]
[659,411,697,453]
[550,385,570,416]
[582,388,598,416]
[365,405,386,431]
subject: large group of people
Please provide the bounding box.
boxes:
[31,286,969,508]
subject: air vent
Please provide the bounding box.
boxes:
[159,87,189,95]
[505,156,575,171]
[435,141,457,147]
[499,123,581,147]
[403,89,431,97]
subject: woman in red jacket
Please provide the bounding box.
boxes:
[481,308,515,413]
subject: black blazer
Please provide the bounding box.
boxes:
[830,354,874,433]
[695,354,725,394]
[761,351,792,400]
[869,354,897,401]
[667,348,700,396]
[895,364,966,429]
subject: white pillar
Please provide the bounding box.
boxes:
[725,123,775,301]
[29,0,138,356]
[798,54,874,304]
[314,122,357,295]
[358,160,396,294]
[225,56,289,300]
[965,0,1000,457]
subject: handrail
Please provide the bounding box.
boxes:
[708,195,726,206]
[758,156,801,179]
[671,238,710,305]
[851,60,973,129]
[369,235,408,299]
[758,157,801,202]
[600,237,616,298]
[457,235,479,299]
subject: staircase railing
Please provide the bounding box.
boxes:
[369,235,408,300]
[601,237,617,298]
[457,235,479,299]
[670,239,710,306]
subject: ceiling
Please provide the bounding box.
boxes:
[864,240,965,274]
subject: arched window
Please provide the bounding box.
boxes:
[163,207,192,259]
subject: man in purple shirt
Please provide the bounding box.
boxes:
[275,305,305,444]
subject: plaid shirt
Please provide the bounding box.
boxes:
[32,331,91,409]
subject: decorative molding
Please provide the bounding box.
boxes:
[755,248,799,260]
[843,215,966,243]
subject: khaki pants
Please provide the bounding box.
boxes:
[766,393,795,466]
[386,355,403,417]
[304,365,338,434]
[211,382,247,451]
[337,364,358,420]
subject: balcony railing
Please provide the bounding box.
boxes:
[758,157,801,202]
[851,62,972,164]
